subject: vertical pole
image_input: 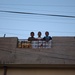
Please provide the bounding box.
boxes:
[4,66,7,75]
[4,34,6,38]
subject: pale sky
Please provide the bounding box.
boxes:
[0,0,75,39]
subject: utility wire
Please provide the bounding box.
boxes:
[0,10,75,18]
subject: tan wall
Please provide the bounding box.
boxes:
[0,68,75,75]
[0,69,4,75]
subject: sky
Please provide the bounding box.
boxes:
[0,0,75,39]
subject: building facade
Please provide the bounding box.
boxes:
[0,37,75,75]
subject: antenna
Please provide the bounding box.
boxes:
[4,34,6,37]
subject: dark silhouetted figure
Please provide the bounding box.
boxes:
[28,32,35,41]
[37,31,42,40]
[43,31,52,42]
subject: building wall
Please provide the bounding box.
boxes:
[0,37,75,64]
[0,68,75,75]
[0,37,18,64]
[0,68,3,75]
[0,37,75,75]
[0,37,18,49]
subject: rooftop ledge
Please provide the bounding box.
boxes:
[0,64,75,68]
[0,37,75,67]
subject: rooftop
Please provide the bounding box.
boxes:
[0,37,75,68]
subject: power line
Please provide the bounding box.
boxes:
[0,10,75,18]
